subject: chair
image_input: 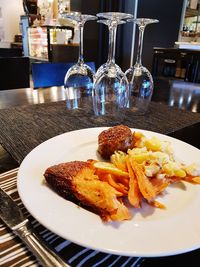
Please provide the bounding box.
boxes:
[0,57,30,90]
[31,62,96,88]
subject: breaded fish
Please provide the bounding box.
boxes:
[44,160,130,221]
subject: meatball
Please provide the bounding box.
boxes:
[98,125,134,159]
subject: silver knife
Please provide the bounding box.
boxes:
[0,187,70,267]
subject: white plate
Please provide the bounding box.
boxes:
[17,127,200,257]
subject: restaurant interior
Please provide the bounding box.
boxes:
[0,1,200,267]
[0,0,199,110]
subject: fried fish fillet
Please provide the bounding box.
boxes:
[44,161,130,221]
[98,125,134,160]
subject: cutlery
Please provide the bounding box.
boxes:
[0,187,70,267]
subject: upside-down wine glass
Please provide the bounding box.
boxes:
[93,12,133,117]
[61,12,97,109]
[125,18,159,114]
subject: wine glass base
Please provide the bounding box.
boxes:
[97,12,133,21]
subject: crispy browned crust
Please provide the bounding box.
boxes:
[44,161,119,220]
[44,161,90,200]
[98,125,134,159]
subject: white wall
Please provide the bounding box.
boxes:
[0,0,24,47]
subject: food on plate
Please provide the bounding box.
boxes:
[44,125,200,222]
[98,125,134,159]
[126,158,142,208]
[108,127,200,209]
[44,160,131,221]
[93,161,129,177]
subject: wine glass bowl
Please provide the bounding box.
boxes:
[93,12,133,116]
[125,65,154,113]
[126,64,154,100]
[125,18,159,114]
[93,63,129,115]
[64,63,94,94]
[60,12,97,109]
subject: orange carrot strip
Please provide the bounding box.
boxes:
[114,176,129,187]
[151,177,169,195]
[148,200,166,209]
[107,174,128,195]
[184,176,200,184]
[126,158,142,208]
[130,159,156,201]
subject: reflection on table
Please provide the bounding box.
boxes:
[0,79,199,114]
[0,86,66,109]
[152,78,200,113]
[168,80,200,113]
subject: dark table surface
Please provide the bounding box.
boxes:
[0,83,200,266]
[0,96,200,165]
[0,78,199,112]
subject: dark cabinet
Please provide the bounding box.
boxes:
[152,47,200,83]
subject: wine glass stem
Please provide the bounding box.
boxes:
[135,25,145,67]
[107,24,117,64]
[78,23,84,64]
